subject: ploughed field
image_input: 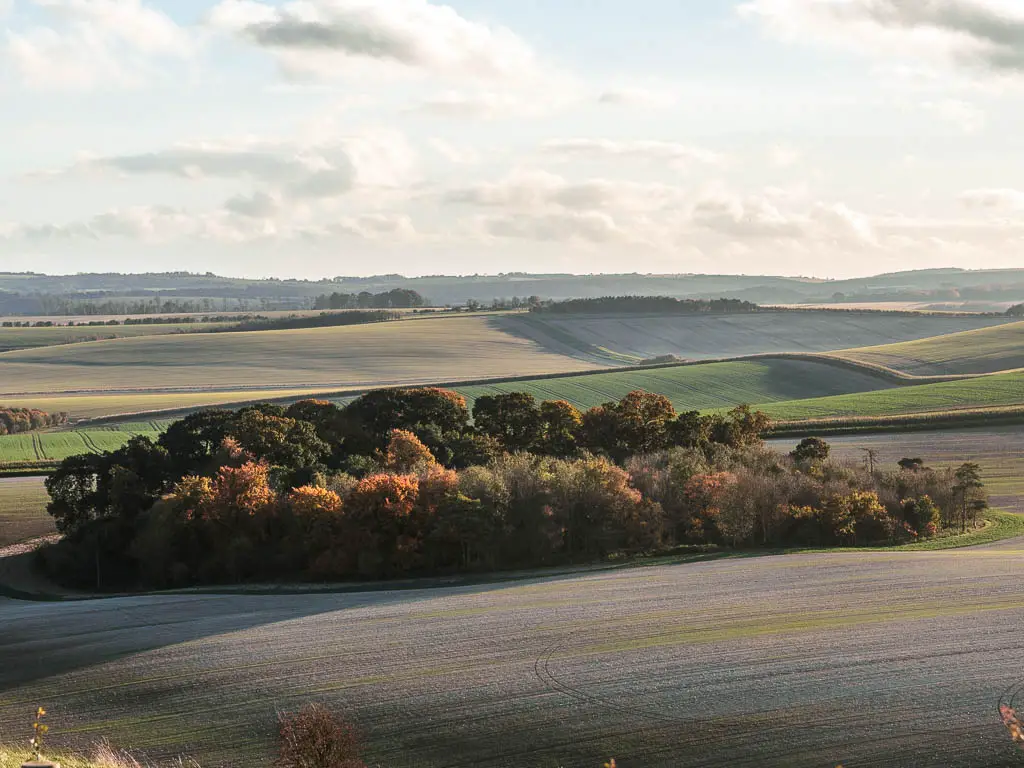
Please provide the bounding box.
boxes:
[497,312,1011,364]
[3,548,1024,767]
[0,477,51,546]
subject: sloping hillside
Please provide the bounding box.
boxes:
[495,312,1011,364]
[835,321,1024,376]
[456,358,899,413]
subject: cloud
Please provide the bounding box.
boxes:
[768,145,801,168]
[541,138,726,170]
[739,0,1024,76]
[482,211,628,244]
[597,86,678,109]
[960,188,1024,209]
[41,130,417,200]
[207,0,537,80]
[921,99,987,132]
[429,139,480,165]
[3,0,192,88]
[412,89,536,119]
[689,191,877,245]
[444,170,682,212]
[224,190,283,218]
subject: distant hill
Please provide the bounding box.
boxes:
[4,268,1024,316]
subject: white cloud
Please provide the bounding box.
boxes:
[412,89,535,119]
[207,0,538,80]
[922,99,987,132]
[689,191,878,245]
[960,188,1024,209]
[429,139,480,165]
[3,0,192,89]
[740,0,1024,77]
[542,138,726,170]
[597,86,678,109]
[444,170,682,212]
[40,130,417,199]
[768,145,801,168]
[481,211,628,244]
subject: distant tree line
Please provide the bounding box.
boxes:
[313,289,426,310]
[1007,304,1024,317]
[0,407,68,435]
[40,389,987,590]
[532,296,760,315]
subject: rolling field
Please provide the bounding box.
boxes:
[498,312,1011,364]
[769,427,1024,513]
[0,425,163,465]
[0,477,51,547]
[456,358,899,412]
[837,321,1024,376]
[756,370,1024,422]
[0,316,595,417]
[3,548,1024,766]
[0,323,233,353]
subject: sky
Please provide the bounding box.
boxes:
[2,0,1024,280]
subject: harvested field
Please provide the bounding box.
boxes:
[497,312,1011,364]
[0,477,51,546]
[772,427,1024,513]
[756,370,1024,422]
[0,323,233,353]
[0,316,594,407]
[837,321,1024,376]
[456,358,899,413]
[3,547,1024,766]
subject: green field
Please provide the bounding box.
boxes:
[498,311,1012,364]
[456,358,899,412]
[0,476,52,546]
[0,425,162,465]
[757,369,1024,422]
[836,321,1024,376]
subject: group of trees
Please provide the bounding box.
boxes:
[313,289,426,310]
[0,407,68,435]
[532,297,760,315]
[39,388,988,590]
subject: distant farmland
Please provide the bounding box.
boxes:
[0,315,596,417]
[456,358,899,412]
[0,322,234,353]
[498,311,1012,364]
[836,321,1024,376]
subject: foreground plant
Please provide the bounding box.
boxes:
[1001,704,1024,746]
[277,704,365,768]
[29,708,48,762]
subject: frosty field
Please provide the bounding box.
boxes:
[2,545,1024,767]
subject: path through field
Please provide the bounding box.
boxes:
[3,547,1024,767]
